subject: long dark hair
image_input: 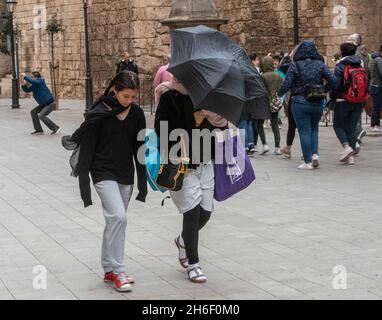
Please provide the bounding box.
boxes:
[104,70,140,96]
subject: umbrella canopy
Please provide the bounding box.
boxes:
[168,25,268,126]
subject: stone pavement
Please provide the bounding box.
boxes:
[0,98,382,300]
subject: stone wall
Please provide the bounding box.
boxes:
[15,0,86,99]
[0,0,11,77]
[217,0,382,67]
[11,0,382,99]
[88,0,172,98]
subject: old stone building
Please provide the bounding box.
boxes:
[0,0,11,77]
[5,0,382,99]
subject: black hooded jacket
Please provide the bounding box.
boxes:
[66,95,147,208]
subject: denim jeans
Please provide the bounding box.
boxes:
[239,120,254,148]
[371,85,382,127]
[292,102,322,163]
[333,102,363,150]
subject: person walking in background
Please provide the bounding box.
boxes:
[347,34,367,145]
[357,45,371,80]
[277,53,297,159]
[369,45,382,132]
[71,71,147,292]
[21,71,60,135]
[116,52,139,75]
[261,56,284,155]
[249,53,261,74]
[238,53,262,155]
[278,40,336,170]
[153,54,172,88]
[273,54,282,70]
[239,112,257,155]
[331,43,369,166]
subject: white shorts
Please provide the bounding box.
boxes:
[170,163,215,214]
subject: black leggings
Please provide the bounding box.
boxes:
[256,112,280,147]
[286,108,297,146]
[181,205,212,265]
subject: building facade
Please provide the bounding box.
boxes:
[0,0,11,77]
[8,0,382,99]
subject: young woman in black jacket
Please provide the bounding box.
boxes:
[76,71,147,292]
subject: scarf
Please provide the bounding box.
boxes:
[154,80,228,128]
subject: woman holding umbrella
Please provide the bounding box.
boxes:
[156,25,267,282]
[155,76,227,283]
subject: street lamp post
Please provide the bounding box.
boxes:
[6,0,20,109]
[83,0,93,109]
[293,0,300,45]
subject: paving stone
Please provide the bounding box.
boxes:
[0,98,381,300]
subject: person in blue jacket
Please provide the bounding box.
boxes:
[21,71,60,135]
[278,40,337,170]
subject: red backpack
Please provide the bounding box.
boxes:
[342,65,369,103]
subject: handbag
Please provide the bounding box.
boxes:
[304,84,327,103]
[214,131,256,201]
[296,63,327,103]
[269,95,284,113]
[264,77,284,113]
[156,134,189,191]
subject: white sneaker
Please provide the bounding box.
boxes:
[340,146,354,162]
[260,144,270,155]
[357,129,367,141]
[370,126,382,132]
[312,154,320,168]
[113,273,132,292]
[345,156,355,165]
[273,147,282,155]
[298,163,313,170]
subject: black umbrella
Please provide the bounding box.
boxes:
[168,25,268,126]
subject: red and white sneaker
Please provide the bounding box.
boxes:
[113,273,132,292]
[104,272,135,284]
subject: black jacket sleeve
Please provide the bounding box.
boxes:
[134,108,148,202]
[330,63,345,99]
[77,123,99,207]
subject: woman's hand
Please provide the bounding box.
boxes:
[194,110,207,128]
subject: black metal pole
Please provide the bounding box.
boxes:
[83,0,93,109]
[293,0,300,46]
[9,13,20,109]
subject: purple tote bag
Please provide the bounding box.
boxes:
[214,131,256,202]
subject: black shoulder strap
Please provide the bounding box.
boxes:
[295,62,304,84]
